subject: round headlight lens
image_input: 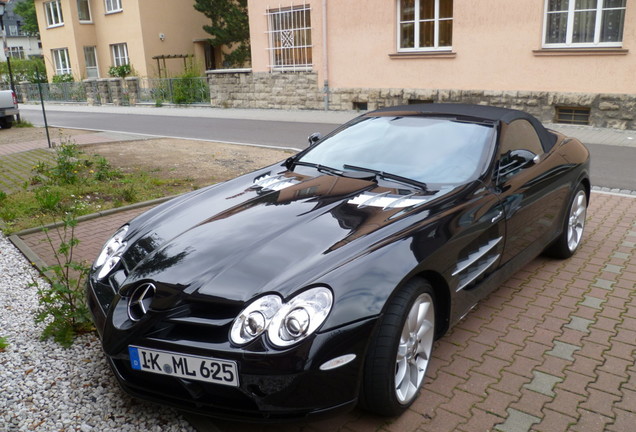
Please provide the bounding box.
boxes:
[94,225,128,278]
[230,295,282,345]
[97,255,123,280]
[268,287,333,348]
[284,307,310,338]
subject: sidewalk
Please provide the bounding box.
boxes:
[0,130,154,157]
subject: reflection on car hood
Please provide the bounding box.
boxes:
[120,166,455,302]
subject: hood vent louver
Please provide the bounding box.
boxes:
[348,192,429,210]
[252,173,300,192]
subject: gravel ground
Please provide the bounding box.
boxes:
[0,233,195,432]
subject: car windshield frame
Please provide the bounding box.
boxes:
[295,115,497,187]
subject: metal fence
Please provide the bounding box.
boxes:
[13,77,211,106]
[18,82,87,103]
[138,77,210,105]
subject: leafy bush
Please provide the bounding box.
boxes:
[109,64,132,78]
[52,74,74,83]
[35,188,62,212]
[93,156,123,181]
[165,61,209,104]
[35,215,92,347]
[0,58,47,83]
[172,76,208,104]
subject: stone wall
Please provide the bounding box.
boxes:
[208,70,324,110]
[207,70,636,130]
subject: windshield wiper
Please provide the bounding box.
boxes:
[294,161,344,176]
[343,164,428,191]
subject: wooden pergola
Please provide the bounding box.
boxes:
[152,54,194,78]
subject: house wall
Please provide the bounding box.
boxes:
[0,0,42,63]
[137,0,211,77]
[35,0,211,81]
[233,0,636,128]
[35,0,81,79]
[325,0,636,94]
[248,0,636,94]
[1,36,42,62]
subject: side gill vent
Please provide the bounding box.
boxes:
[252,173,299,192]
[453,237,502,292]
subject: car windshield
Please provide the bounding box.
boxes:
[297,115,496,185]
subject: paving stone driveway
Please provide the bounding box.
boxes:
[14,191,636,432]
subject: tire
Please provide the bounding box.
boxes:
[0,116,13,129]
[361,278,436,416]
[544,183,587,259]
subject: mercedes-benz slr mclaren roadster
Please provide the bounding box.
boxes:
[87,104,590,421]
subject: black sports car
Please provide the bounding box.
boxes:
[87,104,590,421]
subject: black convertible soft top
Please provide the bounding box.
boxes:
[370,103,558,152]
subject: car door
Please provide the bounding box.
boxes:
[494,119,569,264]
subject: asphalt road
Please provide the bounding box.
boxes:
[20,107,339,151]
[585,144,636,191]
[20,106,636,191]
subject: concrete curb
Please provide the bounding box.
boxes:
[12,195,175,237]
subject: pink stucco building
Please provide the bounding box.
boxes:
[210,0,636,129]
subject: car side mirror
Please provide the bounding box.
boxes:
[510,149,538,167]
[308,132,322,146]
[497,149,538,182]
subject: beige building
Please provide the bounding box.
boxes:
[35,0,218,81]
[209,0,636,129]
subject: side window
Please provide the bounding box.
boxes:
[499,120,544,157]
[498,120,544,180]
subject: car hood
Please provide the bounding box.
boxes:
[119,165,456,302]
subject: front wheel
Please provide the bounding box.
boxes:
[544,183,587,259]
[361,278,436,416]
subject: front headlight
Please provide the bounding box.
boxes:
[93,225,128,279]
[230,287,333,348]
[268,288,333,347]
[230,295,282,345]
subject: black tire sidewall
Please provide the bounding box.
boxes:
[361,278,436,416]
[544,183,587,259]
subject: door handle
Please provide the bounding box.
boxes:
[491,210,504,223]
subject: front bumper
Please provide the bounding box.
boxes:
[87,277,377,421]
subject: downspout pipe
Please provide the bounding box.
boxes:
[322,0,329,111]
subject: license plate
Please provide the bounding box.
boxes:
[128,346,239,387]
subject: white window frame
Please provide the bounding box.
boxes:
[44,0,64,28]
[78,0,93,22]
[104,0,123,14]
[84,46,99,78]
[266,4,313,71]
[111,43,129,66]
[543,0,626,48]
[397,0,453,52]
[52,48,72,75]
[8,46,25,59]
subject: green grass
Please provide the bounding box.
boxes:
[0,143,198,234]
[13,119,34,128]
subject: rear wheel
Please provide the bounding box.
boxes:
[0,116,13,129]
[544,183,587,259]
[361,278,436,416]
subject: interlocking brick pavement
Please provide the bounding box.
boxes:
[10,191,636,432]
[15,206,151,269]
[0,131,152,157]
